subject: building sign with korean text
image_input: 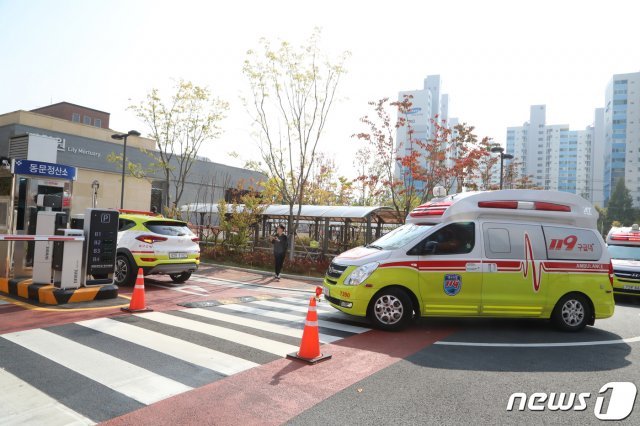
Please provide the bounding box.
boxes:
[11,159,77,181]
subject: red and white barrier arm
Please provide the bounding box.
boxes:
[0,235,84,242]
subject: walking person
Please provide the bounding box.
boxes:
[271,224,288,280]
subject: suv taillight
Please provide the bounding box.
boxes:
[136,235,168,244]
[608,260,614,286]
[191,237,199,243]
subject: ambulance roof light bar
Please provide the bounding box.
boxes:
[477,200,571,212]
[610,234,640,242]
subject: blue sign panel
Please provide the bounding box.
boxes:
[11,159,77,181]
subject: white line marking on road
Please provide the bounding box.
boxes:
[77,318,257,375]
[0,368,95,425]
[218,303,371,334]
[1,329,192,405]
[255,298,336,313]
[190,274,314,295]
[434,336,640,347]
[136,311,299,357]
[183,307,341,343]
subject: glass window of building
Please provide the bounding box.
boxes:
[83,115,91,125]
[72,113,80,122]
[94,118,102,127]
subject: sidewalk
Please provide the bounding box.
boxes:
[198,262,323,293]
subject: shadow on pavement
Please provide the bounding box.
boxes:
[402,317,633,373]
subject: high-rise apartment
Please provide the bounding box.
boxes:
[395,75,454,191]
[603,72,640,205]
[505,105,599,203]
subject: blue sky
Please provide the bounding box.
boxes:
[1,0,639,177]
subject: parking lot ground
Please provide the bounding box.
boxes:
[291,299,640,425]
[0,265,319,334]
[1,267,639,424]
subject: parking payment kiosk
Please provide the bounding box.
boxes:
[32,211,68,284]
[83,208,119,286]
[10,159,76,277]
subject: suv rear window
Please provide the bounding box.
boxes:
[144,220,194,237]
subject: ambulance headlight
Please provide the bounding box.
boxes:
[344,262,379,286]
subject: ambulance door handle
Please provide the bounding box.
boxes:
[485,263,498,273]
[466,263,481,272]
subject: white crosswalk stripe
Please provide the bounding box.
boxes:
[135,311,300,357]
[2,329,193,405]
[0,297,371,423]
[77,318,258,375]
[219,303,371,334]
[184,307,343,343]
[0,369,95,426]
[278,297,337,311]
[251,299,345,316]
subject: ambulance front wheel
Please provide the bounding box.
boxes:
[367,287,413,331]
[552,293,592,332]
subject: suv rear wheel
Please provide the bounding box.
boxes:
[169,272,192,283]
[114,254,136,287]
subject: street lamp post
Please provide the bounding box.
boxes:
[111,130,141,209]
[490,146,514,190]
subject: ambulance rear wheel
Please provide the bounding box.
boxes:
[114,254,136,287]
[367,288,413,331]
[552,293,592,331]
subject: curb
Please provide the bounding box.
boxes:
[0,277,119,305]
[199,262,325,283]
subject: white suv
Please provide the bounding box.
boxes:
[115,210,200,286]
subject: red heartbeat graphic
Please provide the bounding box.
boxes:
[523,232,541,292]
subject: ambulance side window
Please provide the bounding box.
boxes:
[413,222,475,255]
[482,223,547,260]
[486,228,511,254]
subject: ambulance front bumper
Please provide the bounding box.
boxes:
[612,270,640,296]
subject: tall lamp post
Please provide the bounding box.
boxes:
[111,130,141,209]
[490,145,514,190]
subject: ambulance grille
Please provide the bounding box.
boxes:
[326,262,347,279]
[613,271,640,281]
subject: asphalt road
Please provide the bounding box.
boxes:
[290,297,640,425]
[2,267,639,424]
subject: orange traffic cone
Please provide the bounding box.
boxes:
[286,295,332,364]
[121,268,153,313]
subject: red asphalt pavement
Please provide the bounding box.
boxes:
[0,264,318,334]
[103,326,455,426]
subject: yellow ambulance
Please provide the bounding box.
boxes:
[606,224,640,297]
[323,190,614,331]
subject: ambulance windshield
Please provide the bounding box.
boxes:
[368,224,432,250]
[608,245,640,261]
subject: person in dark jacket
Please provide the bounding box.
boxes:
[271,224,288,280]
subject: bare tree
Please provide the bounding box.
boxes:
[129,79,229,209]
[243,29,349,259]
